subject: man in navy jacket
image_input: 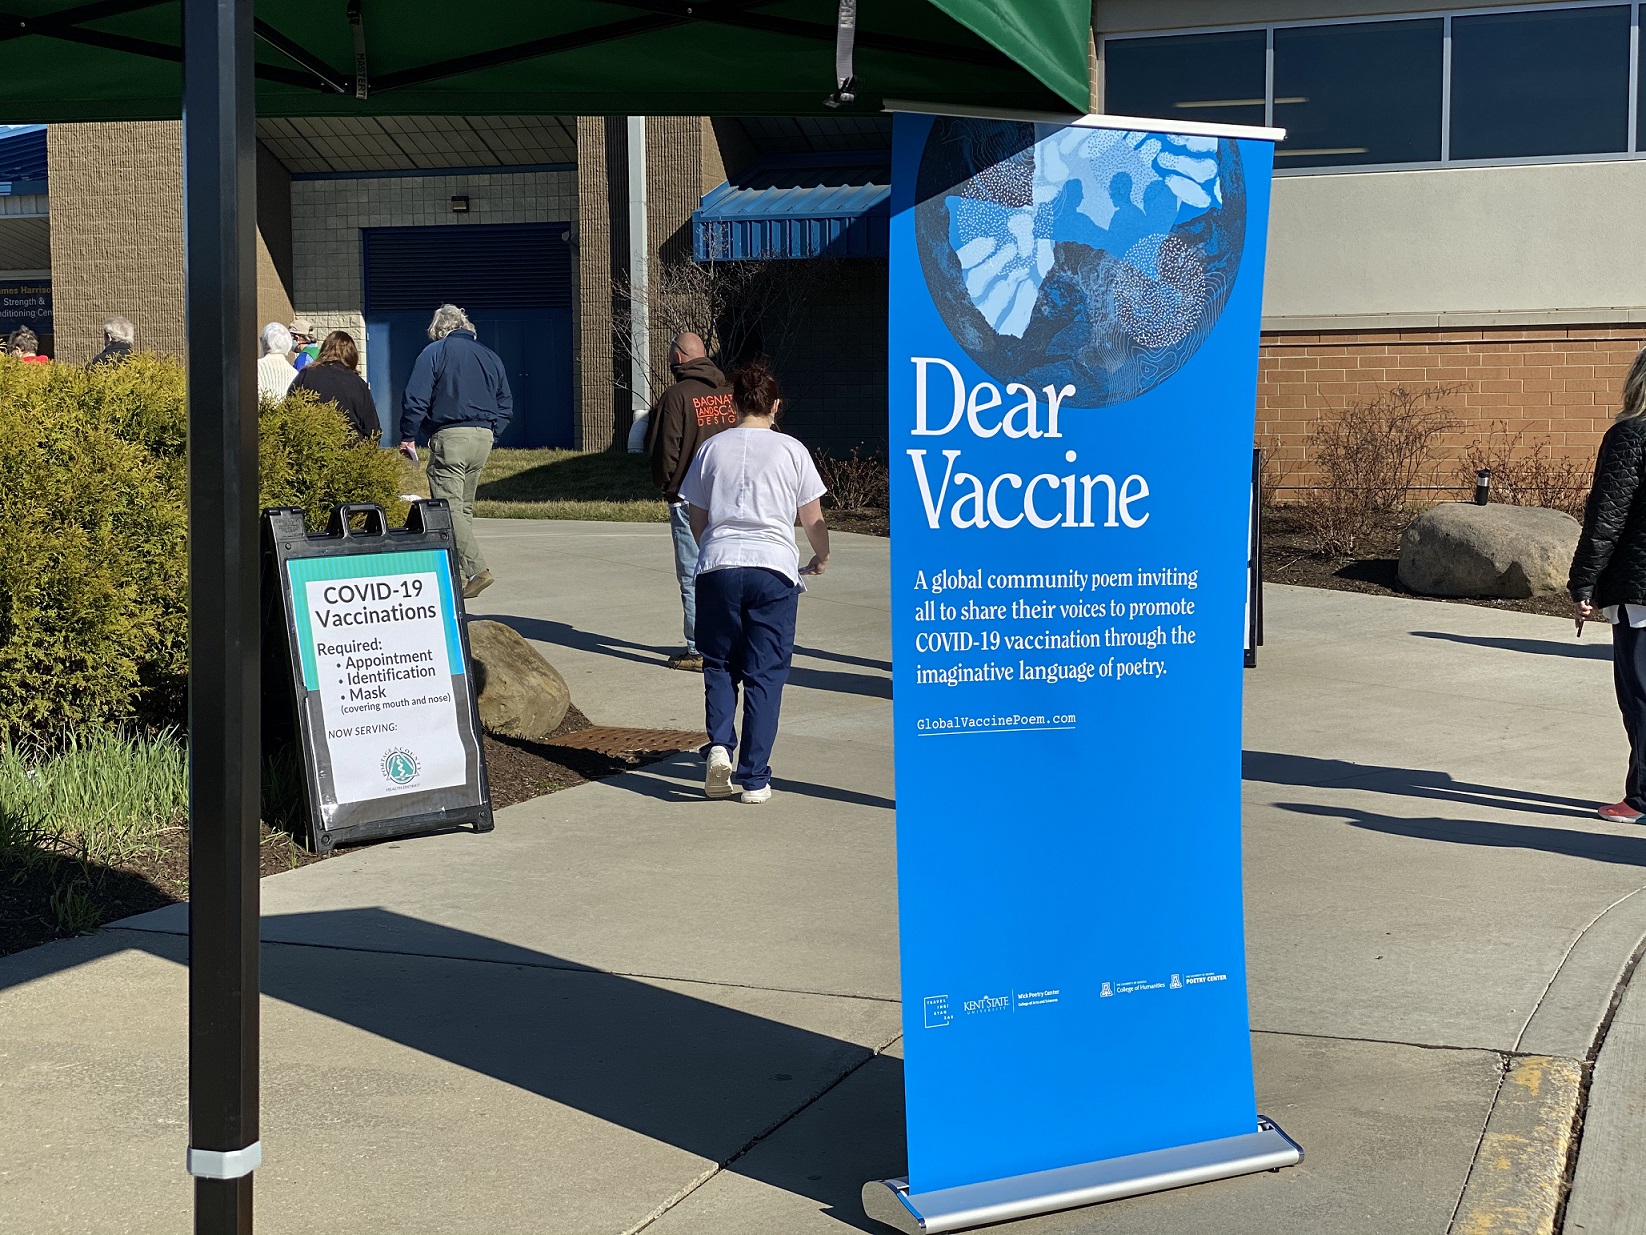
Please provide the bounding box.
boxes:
[399,304,513,598]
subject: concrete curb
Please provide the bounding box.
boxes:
[1450,1055,1583,1235]
[1563,958,1646,1234]
[1518,888,1646,1061]
[1451,891,1646,1235]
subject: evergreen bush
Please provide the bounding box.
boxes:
[0,354,403,741]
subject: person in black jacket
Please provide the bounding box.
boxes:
[290,331,378,439]
[1571,348,1646,823]
[398,304,513,599]
[88,316,134,368]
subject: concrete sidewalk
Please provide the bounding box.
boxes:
[2,519,1644,1234]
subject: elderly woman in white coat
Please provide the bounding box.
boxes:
[256,322,297,402]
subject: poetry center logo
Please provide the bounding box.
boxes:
[381,748,421,787]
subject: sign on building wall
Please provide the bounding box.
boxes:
[866,112,1297,1233]
[0,277,50,332]
[265,501,492,853]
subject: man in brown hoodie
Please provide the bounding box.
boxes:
[646,332,737,670]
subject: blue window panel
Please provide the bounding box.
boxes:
[1451,5,1631,160]
[1273,20,1443,168]
[1104,30,1268,129]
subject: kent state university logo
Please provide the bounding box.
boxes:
[381,748,421,787]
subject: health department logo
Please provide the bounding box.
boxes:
[381,748,421,787]
[914,118,1247,408]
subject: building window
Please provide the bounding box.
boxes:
[1273,20,1444,169]
[1102,30,1267,130]
[1450,5,1631,159]
[1102,2,1642,173]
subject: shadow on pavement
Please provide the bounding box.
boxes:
[490,616,892,698]
[786,665,892,699]
[620,756,896,811]
[9,908,907,1223]
[794,644,893,673]
[1278,802,1646,866]
[487,614,673,667]
[1244,751,1597,819]
[1410,630,1610,660]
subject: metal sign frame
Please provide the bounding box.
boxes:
[263,499,494,854]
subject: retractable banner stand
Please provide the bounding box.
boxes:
[863,113,1297,1233]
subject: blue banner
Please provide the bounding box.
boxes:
[889,114,1276,1195]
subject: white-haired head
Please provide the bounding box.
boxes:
[428,304,474,341]
[260,322,293,356]
[102,315,135,345]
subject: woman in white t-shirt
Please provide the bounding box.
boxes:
[678,359,830,804]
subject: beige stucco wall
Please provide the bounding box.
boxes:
[1263,159,1646,328]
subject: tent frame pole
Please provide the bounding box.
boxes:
[182,0,261,1232]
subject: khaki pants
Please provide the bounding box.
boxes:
[426,426,493,581]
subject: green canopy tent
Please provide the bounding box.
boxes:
[0,4,1089,1231]
[0,1,1090,118]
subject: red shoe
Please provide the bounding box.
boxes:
[1598,800,1644,823]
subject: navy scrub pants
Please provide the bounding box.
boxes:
[1615,619,1646,810]
[695,566,801,791]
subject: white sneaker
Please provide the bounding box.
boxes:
[740,785,772,805]
[704,747,736,798]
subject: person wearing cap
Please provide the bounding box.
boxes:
[290,317,320,371]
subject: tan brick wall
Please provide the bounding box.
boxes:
[576,117,618,451]
[49,122,300,363]
[47,122,186,361]
[577,116,707,452]
[1257,324,1646,493]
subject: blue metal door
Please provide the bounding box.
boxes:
[363,222,573,448]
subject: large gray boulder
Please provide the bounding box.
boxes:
[466,619,571,740]
[1398,502,1580,598]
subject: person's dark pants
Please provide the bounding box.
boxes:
[695,567,801,791]
[1616,620,1646,809]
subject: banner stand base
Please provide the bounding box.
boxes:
[861,1118,1302,1233]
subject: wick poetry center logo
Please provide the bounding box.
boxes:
[381,748,422,788]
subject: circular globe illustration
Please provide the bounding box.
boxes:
[915,119,1247,407]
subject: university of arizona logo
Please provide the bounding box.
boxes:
[381,748,421,787]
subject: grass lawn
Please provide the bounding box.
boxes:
[399,448,667,522]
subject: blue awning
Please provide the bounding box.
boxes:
[0,126,46,196]
[693,152,889,262]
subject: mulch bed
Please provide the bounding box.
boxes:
[0,706,703,960]
[828,509,890,537]
[1262,506,1573,620]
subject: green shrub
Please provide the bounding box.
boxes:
[260,387,407,531]
[0,354,403,740]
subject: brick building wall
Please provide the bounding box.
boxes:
[289,168,578,385]
[575,116,705,452]
[48,122,296,362]
[575,117,618,451]
[47,123,186,361]
[1256,324,1646,495]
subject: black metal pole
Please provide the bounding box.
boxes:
[182,0,259,1232]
